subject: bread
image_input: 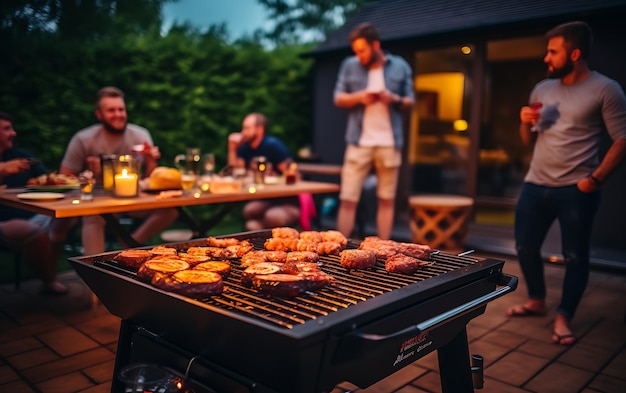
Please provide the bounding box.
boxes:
[148,166,182,190]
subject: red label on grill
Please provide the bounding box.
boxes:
[400,332,428,353]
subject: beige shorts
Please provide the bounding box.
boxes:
[339,145,401,202]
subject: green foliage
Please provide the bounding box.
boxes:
[0,1,314,171]
[258,0,375,44]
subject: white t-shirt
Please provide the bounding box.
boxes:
[61,123,153,174]
[360,67,394,147]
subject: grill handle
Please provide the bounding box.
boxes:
[357,273,517,341]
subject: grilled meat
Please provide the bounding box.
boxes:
[193,261,232,278]
[113,249,153,269]
[206,236,241,247]
[271,227,300,239]
[321,230,347,247]
[251,271,334,297]
[240,262,283,285]
[150,246,178,256]
[299,230,323,243]
[340,249,377,270]
[285,251,319,263]
[385,254,429,274]
[136,258,189,282]
[152,270,223,297]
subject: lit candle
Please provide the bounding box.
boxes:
[114,169,138,197]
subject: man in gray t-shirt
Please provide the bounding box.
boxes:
[506,22,626,346]
[50,87,178,255]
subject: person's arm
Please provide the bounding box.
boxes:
[0,159,29,178]
[333,58,377,109]
[578,137,626,192]
[227,133,245,168]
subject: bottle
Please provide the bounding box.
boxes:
[286,162,297,185]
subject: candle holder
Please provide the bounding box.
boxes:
[113,155,140,198]
[100,154,117,193]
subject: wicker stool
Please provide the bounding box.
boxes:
[409,195,474,250]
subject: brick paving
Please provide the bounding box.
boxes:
[1,252,625,393]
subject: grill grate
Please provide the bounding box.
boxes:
[92,238,479,329]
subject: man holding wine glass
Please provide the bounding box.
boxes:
[508,21,626,346]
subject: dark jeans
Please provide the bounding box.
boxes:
[515,182,600,320]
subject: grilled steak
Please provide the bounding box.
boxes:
[385,254,429,274]
[241,262,283,285]
[340,249,377,270]
[177,253,210,266]
[136,258,190,282]
[149,246,178,256]
[152,270,223,297]
[113,249,153,269]
[285,251,319,263]
[193,261,231,278]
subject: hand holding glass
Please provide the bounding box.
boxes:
[529,102,543,132]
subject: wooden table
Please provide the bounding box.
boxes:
[297,163,342,177]
[0,180,339,246]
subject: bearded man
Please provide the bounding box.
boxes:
[333,22,414,240]
[227,113,300,230]
[50,86,178,255]
[506,21,626,346]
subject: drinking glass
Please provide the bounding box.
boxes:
[79,171,96,201]
[529,102,543,132]
[174,148,201,176]
[202,153,215,176]
[180,173,197,195]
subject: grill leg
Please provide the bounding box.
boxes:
[437,327,474,393]
[111,320,136,393]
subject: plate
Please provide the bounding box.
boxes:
[26,185,80,192]
[17,192,66,201]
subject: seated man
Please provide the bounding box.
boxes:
[50,87,178,255]
[0,111,68,294]
[228,113,300,230]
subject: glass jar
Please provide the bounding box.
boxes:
[113,155,140,197]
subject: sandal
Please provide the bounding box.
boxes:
[505,304,547,317]
[552,332,577,346]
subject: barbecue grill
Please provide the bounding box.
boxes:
[69,230,517,393]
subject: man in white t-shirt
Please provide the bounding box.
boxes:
[334,22,414,239]
[50,87,178,255]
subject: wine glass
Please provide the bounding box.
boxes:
[529,102,543,132]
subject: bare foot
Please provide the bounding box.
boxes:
[552,314,577,345]
[506,299,547,317]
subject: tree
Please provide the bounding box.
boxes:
[258,0,375,44]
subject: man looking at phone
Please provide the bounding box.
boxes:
[333,22,414,239]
